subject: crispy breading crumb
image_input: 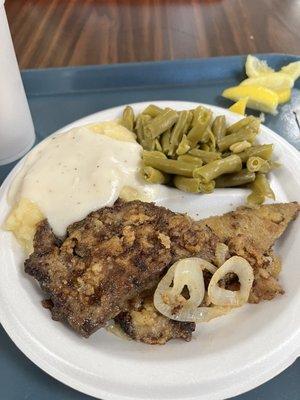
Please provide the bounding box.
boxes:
[122,225,135,246]
[158,232,171,249]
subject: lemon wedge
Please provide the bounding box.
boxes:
[222,86,278,114]
[223,55,298,114]
[281,61,300,81]
[228,97,248,115]
[240,72,294,91]
[275,88,292,104]
[245,55,274,78]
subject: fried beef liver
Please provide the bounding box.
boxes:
[201,202,299,302]
[115,296,195,345]
[25,200,219,337]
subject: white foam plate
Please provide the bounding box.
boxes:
[0,101,300,400]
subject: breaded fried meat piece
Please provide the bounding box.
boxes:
[115,296,196,345]
[25,200,219,337]
[202,202,299,302]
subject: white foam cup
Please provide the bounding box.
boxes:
[0,1,35,165]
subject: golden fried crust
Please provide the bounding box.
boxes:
[202,202,299,302]
[115,297,195,345]
[25,200,220,337]
[202,202,299,252]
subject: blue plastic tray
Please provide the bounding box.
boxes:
[0,54,299,400]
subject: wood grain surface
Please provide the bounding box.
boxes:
[5,0,300,69]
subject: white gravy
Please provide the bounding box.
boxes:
[8,122,167,236]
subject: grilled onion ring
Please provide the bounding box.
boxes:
[154,258,225,322]
[208,256,254,307]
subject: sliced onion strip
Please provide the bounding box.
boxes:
[208,256,254,307]
[161,304,232,323]
[171,259,205,308]
[154,257,219,322]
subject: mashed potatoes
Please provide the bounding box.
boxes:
[87,121,137,142]
[5,198,44,254]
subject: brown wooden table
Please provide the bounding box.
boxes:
[5,0,300,69]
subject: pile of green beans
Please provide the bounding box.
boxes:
[120,105,279,204]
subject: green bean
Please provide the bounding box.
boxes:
[186,125,205,148]
[207,128,216,151]
[173,176,215,193]
[221,151,232,158]
[135,114,155,150]
[259,161,281,174]
[217,126,258,152]
[161,130,171,154]
[187,106,213,147]
[199,180,216,193]
[176,134,191,155]
[192,106,202,125]
[192,106,210,127]
[238,144,274,162]
[144,108,179,139]
[121,106,135,131]
[201,143,211,151]
[141,104,163,118]
[143,139,156,151]
[215,169,255,188]
[177,155,203,166]
[184,110,194,131]
[135,115,145,144]
[143,150,167,159]
[193,154,242,182]
[246,118,260,134]
[258,162,271,174]
[188,148,221,164]
[155,139,163,152]
[173,176,201,193]
[140,114,151,126]
[226,116,258,134]
[143,122,156,151]
[250,173,275,199]
[169,110,192,155]
[142,166,169,184]
[143,151,197,177]
[246,156,268,172]
[142,115,154,140]
[229,140,252,153]
[202,129,211,143]
[247,192,265,206]
[212,115,226,142]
